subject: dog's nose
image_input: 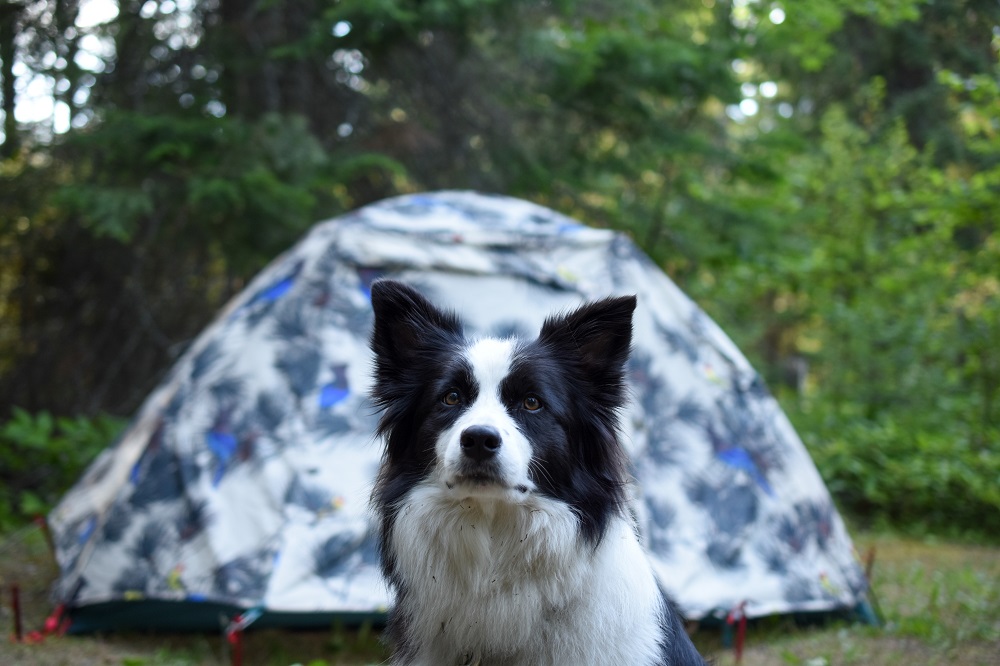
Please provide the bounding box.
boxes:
[460,425,501,462]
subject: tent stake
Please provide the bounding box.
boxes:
[227,626,244,666]
[725,600,748,664]
[10,583,22,642]
[225,607,262,666]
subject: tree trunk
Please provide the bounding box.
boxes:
[0,1,20,158]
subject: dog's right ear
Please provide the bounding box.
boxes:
[370,280,463,365]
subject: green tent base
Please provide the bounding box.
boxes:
[704,599,879,630]
[66,598,877,635]
[66,600,386,634]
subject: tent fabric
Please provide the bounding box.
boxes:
[49,191,868,631]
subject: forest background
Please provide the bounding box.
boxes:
[0,0,998,543]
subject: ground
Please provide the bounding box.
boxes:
[1,527,997,665]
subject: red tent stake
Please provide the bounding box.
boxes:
[735,610,747,663]
[224,607,262,666]
[227,626,244,666]
[726,600,748,664]
[10,583,22,642]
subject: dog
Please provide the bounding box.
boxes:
[368,280,708,666]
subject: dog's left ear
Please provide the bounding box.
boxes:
[539,295,636,377]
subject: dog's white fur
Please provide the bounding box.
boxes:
[391,486,666,666]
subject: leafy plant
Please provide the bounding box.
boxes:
[0,408,125,530]
[796,409,1000,539]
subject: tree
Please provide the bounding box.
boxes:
[0,2,21,158]
[0,0,749,416]
[2,0,999,534]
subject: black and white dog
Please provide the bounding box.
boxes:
[369,280,707,666]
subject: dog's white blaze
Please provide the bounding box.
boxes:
[436,337,535,492]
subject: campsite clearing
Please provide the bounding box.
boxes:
[1,527,996,666]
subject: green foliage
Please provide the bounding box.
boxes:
[53,111,334,271]
[704,80,1000,538]
[53,185,155,242]
[0,408,125,530]
[751,0,925,72]
[1,0,999,541]
[799,412,1000,537]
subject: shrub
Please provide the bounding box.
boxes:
[794,407,1000,539]
[0,408,125,531]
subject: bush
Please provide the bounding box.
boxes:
[0,408,125,531]
[794,407,1000,539]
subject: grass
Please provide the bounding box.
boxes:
[1,526,997,665]
[696,533,1000,666]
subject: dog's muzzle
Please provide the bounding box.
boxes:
[448,424,529,494]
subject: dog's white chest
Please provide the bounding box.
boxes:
[389,485,664,666]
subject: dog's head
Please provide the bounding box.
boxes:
[369,279,635,542]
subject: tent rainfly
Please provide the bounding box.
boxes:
[49,191,870,633]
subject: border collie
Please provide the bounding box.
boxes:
[369,280,707,666]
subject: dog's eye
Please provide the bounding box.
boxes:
[523,395,542,411]
[442,390,461,406]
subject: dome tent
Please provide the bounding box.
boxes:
[49,191,869,632]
